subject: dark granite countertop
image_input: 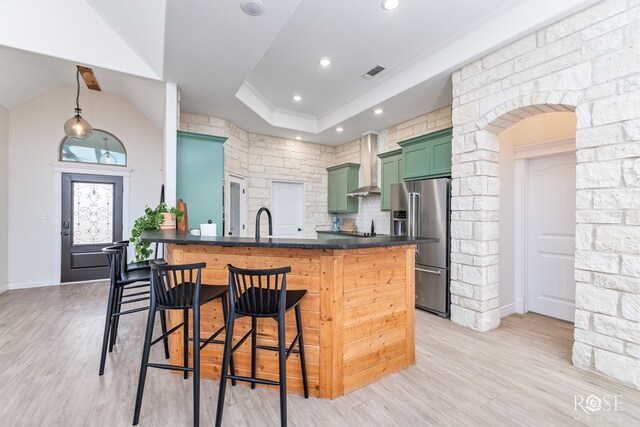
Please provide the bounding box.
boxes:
[141,229,437,249]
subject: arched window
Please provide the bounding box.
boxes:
[60,129,127,166]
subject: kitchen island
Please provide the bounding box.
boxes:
[141,230,435,398]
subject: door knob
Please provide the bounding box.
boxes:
[298,228,302,231]
[62,220,70,229]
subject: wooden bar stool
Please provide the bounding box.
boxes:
[99,245,169,376]
[133,260,236,427]
[215,264,309,427]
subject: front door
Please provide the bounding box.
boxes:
[61,173,123,283]
[526,152,576,321]
[271,181,304,238]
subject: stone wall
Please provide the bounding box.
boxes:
[450,0,640,388]
[386,105,452,147]
[179,113,333,238]
[245,133,334,238]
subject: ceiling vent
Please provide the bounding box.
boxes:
[362,65,386,80]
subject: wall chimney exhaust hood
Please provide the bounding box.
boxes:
[347,132,381,197]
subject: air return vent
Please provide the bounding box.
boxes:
[361,65,386,79]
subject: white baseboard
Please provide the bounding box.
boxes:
[516,298,525,314]
[500,303,517,318]
[0,282,8,294]
[8,280,59,290]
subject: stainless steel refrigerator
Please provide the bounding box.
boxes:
[390,178,451,318]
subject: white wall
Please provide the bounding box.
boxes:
[0,106,8,293]
[7,85,163,287]
[497,112,577,313]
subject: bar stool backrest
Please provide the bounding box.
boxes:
[111,241,130,276]
[102,245,124,282]
[149,260,206,309]
[227,264,292,317]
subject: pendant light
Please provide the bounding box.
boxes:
[64,68,93,139]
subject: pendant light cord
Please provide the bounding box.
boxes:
[75,68,81,111]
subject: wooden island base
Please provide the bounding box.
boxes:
[164,243,416,399]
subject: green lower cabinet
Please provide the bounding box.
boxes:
[378,149,403,211]
[327,163,359,213]
[399,127,452,180]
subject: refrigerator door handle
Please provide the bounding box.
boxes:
[408,192,413,237]
[408,192,419,237]
[416,267,442,275]
[414,192,421,236]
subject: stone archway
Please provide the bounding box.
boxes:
[449,94,580,333]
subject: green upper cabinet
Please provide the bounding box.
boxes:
[398,127,452,181]
[326,163,359,213]
[177,131,226,232]
[378,149,403,211]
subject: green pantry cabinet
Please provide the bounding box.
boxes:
[326,163,359,213]
[177,131,226,231]
[399,128,452,181]
[378,149,403,211]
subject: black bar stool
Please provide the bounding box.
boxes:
[215,264,309,427]
[109,242,151,351]
[133,260,236,427]
[99,245,169,375]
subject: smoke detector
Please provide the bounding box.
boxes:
[241,0,265,16]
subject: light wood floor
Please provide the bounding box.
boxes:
[0,282,639,426]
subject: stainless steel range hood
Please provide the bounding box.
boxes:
[346,132,381,197]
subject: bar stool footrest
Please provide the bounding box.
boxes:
[193,324,227,350]
[225,374,279,387]
[146,362,194,372]
[112,306,149,317]
[117,296,150,305]
[150,321,185,346]
[255,332,301,360]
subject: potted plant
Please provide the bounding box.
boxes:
[130,202,184,262]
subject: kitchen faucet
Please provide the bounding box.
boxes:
[255,207,273,239]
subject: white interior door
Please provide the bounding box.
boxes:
[227,175,247,237]
[271,181,304,238]
[526,152,576,321]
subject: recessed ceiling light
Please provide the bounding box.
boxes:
[295,136,302,140]
[381,0,399,11]
[319,58,331,67]
[336,127,344,132]
[241,0,265,16]
[293,95,302,102]
[374,109,384,115]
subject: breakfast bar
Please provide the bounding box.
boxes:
[141,230,435,398]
